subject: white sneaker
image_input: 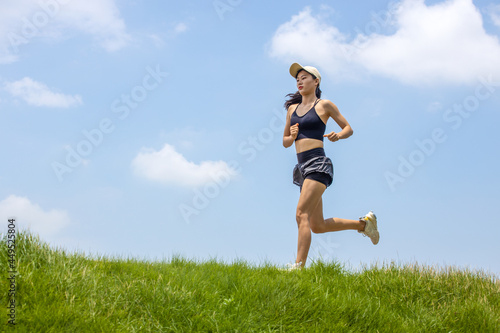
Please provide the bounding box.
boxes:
[359,211,379,245]
[280,262,303,271]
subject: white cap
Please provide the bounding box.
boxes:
[289,63,321,85]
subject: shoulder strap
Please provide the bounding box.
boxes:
[293,103,301,112]
[313,99,321,107]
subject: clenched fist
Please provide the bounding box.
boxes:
[323,131,340,142]
[290,123,299,139]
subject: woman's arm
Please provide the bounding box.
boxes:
[283,106,298,148]
[323,100,353,142]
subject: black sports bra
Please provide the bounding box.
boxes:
[290,99,325,141]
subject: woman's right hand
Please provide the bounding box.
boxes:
[290,123,299,140]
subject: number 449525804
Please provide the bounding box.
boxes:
[7,219,16,270]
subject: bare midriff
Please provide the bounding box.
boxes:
[295,138,324,154]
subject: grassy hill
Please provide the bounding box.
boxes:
[1,231,499,332]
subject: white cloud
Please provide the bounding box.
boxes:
[488,4,500,27]
[0,0,38,64]
[56,0,131,52]
[0,0,130,63]
[268,7,352,79]
[269,0,500,85]
[4,77,82,108]
[131,143,238,187]
[0,195,70,238]
[174,22,188,34]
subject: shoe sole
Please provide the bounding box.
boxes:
[365,212,379,245]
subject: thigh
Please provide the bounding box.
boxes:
[305,172,331,188]
[309,197,324,227]
[297,178,326,215]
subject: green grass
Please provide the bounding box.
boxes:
[1,231,499,332]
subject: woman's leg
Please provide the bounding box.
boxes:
[295,179,326,266]
[309,199,366,234]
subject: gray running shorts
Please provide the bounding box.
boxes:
[293,154,334,188]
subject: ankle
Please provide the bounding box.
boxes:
[359,220,366,231]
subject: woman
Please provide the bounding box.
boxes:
[283,63,379,270]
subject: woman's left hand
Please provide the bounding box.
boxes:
[323,131,340,142]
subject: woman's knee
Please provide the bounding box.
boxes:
[309,220,325,234]
[296,209,308,225]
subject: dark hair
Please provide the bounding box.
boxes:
[284,69,322,110]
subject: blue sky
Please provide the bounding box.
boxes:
[1,0,500,277]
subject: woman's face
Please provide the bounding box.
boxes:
[296,70,318,95]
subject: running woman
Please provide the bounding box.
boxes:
[283,63,379,269]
